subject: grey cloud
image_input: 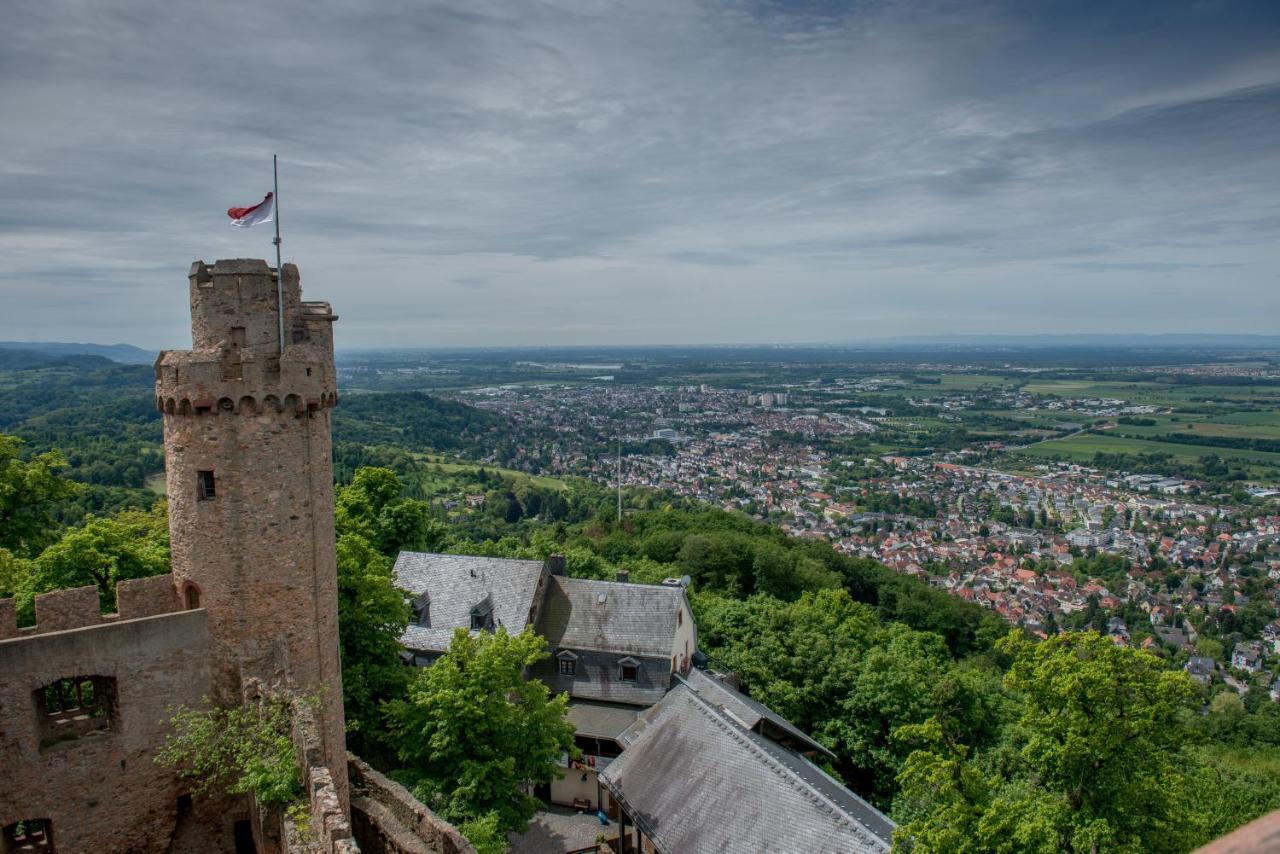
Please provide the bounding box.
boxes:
[1,0,1278,346]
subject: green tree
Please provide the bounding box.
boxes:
[336,467,446,556]
[156,697,302,807]
[0,547,34,599]
[893,631,1202,853]
[335,533,409,757]
[0,434,83,556]
[823,625,1002,807]
[386,627,576,834]
[25,504,169,619]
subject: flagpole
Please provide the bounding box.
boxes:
[273,154,284,354]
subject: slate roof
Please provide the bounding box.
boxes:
[537,576,685,658]
[682,669,835,759]
[566,700,643,741]
[393,553,546,654]
[601,684,893,854]
[531,647,674,707]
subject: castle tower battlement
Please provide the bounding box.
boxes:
[155,259,339,415]
[156,258,348,808]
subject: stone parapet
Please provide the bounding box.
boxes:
[285,695,356,853]
[33,584,101,632]
[0,575,183,638]
[154,352,338,416]
[347,755,474,854]
[116,573,182,619]
[154,257,338,418]
[1196,807,1280,852]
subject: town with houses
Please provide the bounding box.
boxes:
[457,380,1280,702]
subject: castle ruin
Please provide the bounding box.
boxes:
[0,260,469,854]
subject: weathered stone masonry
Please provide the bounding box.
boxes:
[156,259,348,811]
[0,578,214,853]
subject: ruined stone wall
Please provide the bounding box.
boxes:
[0,596,216,853]
[283,696,356,853]
[157,259,348,810]
[348,756,474,854]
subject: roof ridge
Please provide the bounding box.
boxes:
[680,686,886,849]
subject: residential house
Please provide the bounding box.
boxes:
[393,553,697,814]
[1185,656,1216,686]
[1232,642,1264,674]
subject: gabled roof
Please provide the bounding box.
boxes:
[601,684,893,853]
[682,669,834,759]
[393,553,546,654]
[537,575,686,658]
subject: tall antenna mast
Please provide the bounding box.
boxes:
[616,436,623,523]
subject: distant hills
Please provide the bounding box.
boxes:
[0,341,156,364]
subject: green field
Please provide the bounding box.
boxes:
[414,453,569,490]
[1021,378,1280,408]
[1019,432,1280,472]
[1113,414,1280,441]
[935,373,1013,390]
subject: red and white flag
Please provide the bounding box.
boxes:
[227,192,274,228]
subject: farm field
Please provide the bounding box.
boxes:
[1112,414,1280,441]
[934,373,1013,390]
[1017,432,1280,475]
[1020,379,1280,408]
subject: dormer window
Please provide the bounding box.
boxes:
[470,597,495,631]
[618,656,640,682]
[556,650,578,677]
[411,592,431,628]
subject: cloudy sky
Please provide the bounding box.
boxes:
[2,0,1278,348]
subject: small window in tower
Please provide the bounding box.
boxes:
[197,470,216,501]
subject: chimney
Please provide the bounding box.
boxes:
[546,554,566,576]
[616,569,630,584]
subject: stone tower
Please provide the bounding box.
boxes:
[154,258,347,804]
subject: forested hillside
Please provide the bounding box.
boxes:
[0,360,550,521]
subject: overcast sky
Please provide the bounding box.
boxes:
[2,1,1278,348]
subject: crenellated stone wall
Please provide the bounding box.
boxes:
[0,606,219,851]
[0,573,184,640]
